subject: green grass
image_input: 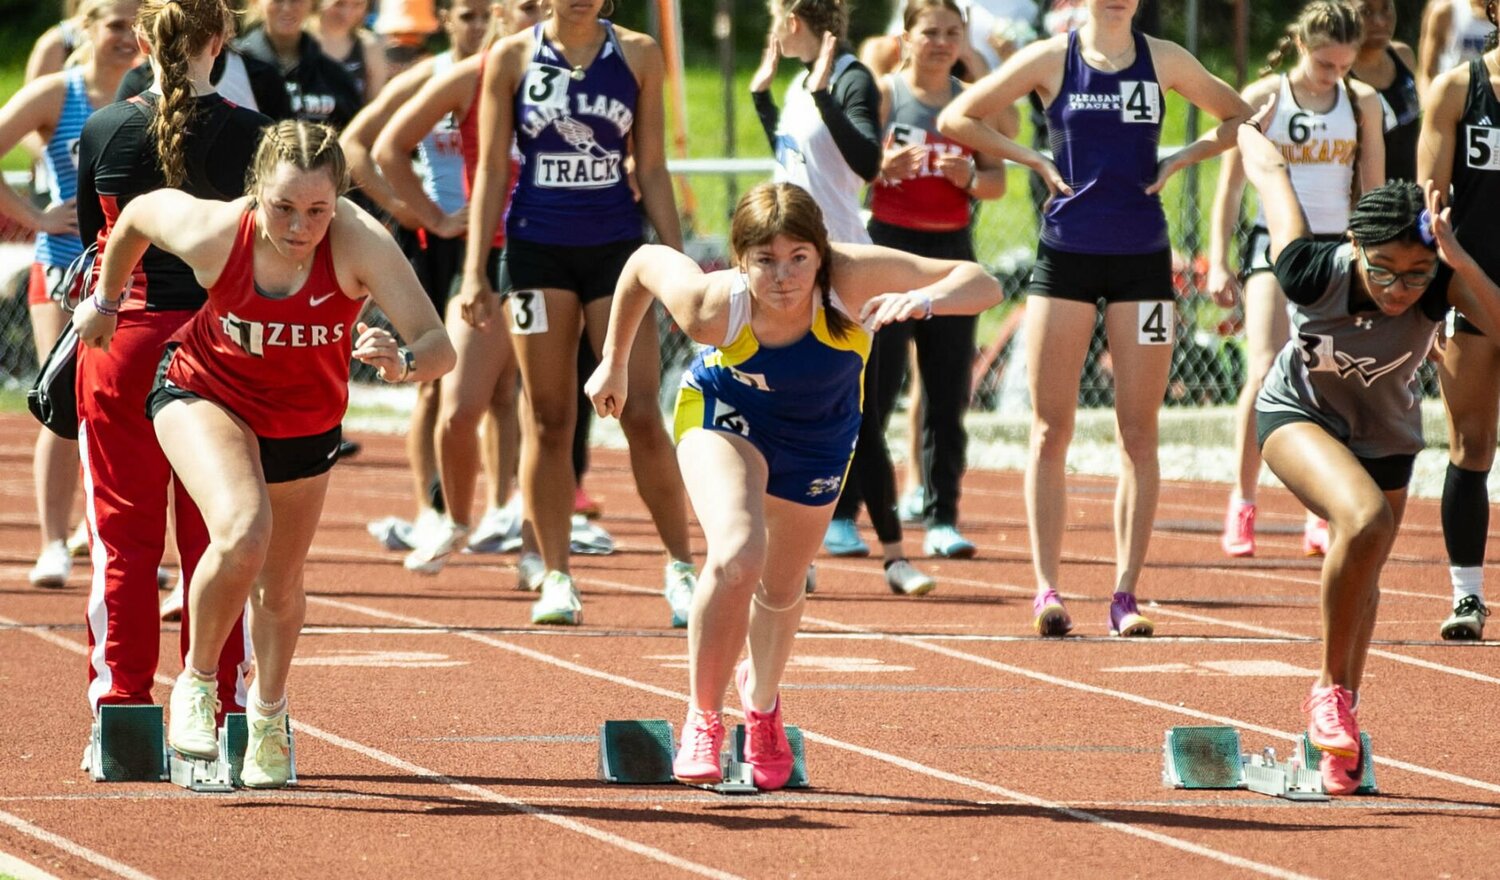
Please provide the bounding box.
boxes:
[1,67,29,173]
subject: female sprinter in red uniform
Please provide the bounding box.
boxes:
[73,0,267,722]
[74,121,455,788]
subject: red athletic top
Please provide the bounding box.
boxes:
[165,208,365,438]
[459,53,515,249]
[868,128,974,231]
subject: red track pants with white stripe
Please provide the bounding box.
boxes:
[77,308,250,717]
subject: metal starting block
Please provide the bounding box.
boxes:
[1243,748,1328,802]
[1300,732,1378,795]
[88,705,169,782]
[169,713,297,792]
[598,719,810,793]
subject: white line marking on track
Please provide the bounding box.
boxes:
[0,615,742,880]
[0,811,153,880]
[0,849,61,880]
[307,595,1316,880]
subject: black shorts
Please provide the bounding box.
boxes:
[145,344,342,484]
[396,227,465,314]
[497,237,642,305]
[1028,242,1173,304]
[1241,227,1344,278]
[1255,409,1416,491]
[866,219,976,261]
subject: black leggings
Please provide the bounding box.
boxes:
[835,221,976,531]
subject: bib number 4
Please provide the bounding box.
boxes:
[1120,81,1161,124]
[1137,301,1171,346]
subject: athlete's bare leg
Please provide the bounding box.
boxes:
[30,301,76,547]
[1231,272,1292,501]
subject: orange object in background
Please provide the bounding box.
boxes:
[375,0,438,36]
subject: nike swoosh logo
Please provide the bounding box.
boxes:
[309,292,337,307]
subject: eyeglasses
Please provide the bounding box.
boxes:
[1358,248,1438,290]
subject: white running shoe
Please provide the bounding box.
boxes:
[66,520,90,557]
[467,505,522,554]
[664,560,697,628]
[366,516,415,551]
[240,702,293,789]
[403,519,469,575]
[531,571,582,625]
[569,514,615,555]
[897,485,926,525]
[516,552,546,592]
[1441,595,1490,641]
[885,559,936,596]
[160,579,184,622]
[28,540,71,589]
[168,673,221,760]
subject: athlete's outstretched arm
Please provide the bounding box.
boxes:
[1418,65,1467,206]
[625,34,684,251]
[457,36,523,328]
[1236,99,1309,266]
[1146,39,1253,195]
[1206,79,1275,308]
[75,191,244,351]
[833,244,1003,330]
[938,38,1072,198]
[372,56,480,237]
[586,245,725,418]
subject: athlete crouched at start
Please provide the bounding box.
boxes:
[72,120,456,787]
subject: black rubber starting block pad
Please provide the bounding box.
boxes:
[91,705,168,782]
[733,724,810,789]
[1162,726,1245,789]
[598,719,675,784]
[1300,732,1378,795]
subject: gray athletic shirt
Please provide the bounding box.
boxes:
[1257,238,1451,458]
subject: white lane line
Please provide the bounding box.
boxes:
[823,561,1500,687]
[307,596,1315,880]
[0,616,740,880]
[0,849,61,880]
[0,811,152,880]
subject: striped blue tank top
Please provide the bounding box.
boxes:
[36,67,92,268]
[417,52,468,215]
[509,21,641,246]
[1043,29,1167,254]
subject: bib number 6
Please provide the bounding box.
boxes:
[508,289,549,335]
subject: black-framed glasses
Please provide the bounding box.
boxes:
[1358,248,1439,290]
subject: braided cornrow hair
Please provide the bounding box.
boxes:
[247,119,351,199]
[1348,181,1427,248]
[139,0,235,188]
[782,0,851,42]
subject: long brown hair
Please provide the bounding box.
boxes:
[730,182,853,341]
[138,0,235,187]
[779,0,850,41]
[1262,1,1366,200]
[248,119,351,197]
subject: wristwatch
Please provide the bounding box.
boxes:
[398,346,416,382]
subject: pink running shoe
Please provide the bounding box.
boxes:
[1108,592,1154,637]
[673,708,725,785]
[1303,684,1360,757]
[1221,498,1256,558]
[735,660,795,790]
[574,486,602,519]
[1033,589,1072,637]
[1303,517,1330,557]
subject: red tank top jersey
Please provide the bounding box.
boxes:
[459,53,515,249]
[869,76,972,231]
[165,208,365,438]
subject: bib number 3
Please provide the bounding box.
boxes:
[509,289,549,335]
[1137,301,1171,346]
[523,63,571,112]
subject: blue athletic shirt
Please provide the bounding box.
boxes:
[675,277,870,503]
[1043,29,1168,254]
[417,51,468,215]
[36,67,92,268]
[510,21,642,246]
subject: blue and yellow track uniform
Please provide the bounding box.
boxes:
[674,276,871,505]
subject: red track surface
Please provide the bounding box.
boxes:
[1,413,1498,880]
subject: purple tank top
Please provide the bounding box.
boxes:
[510,21,642,246]
[1043,29,1167,254]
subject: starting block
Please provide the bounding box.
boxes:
[597,719,810,793]
[1300,732,1378,795]
[169,713,297,792]
[1164,726,1377,800]
[88,705,169,782]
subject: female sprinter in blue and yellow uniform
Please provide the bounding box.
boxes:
[585,182,1001,790]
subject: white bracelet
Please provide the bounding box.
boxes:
[915,292,933,320]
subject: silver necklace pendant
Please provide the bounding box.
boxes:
[570,65,586,81]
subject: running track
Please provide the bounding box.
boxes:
[1,414,1497,879]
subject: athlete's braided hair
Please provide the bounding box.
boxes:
[1348,181,1428,248]
[247,119,351,198]
[730,182,855,341]
[138,0,235,188]
[781,0,851,42]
